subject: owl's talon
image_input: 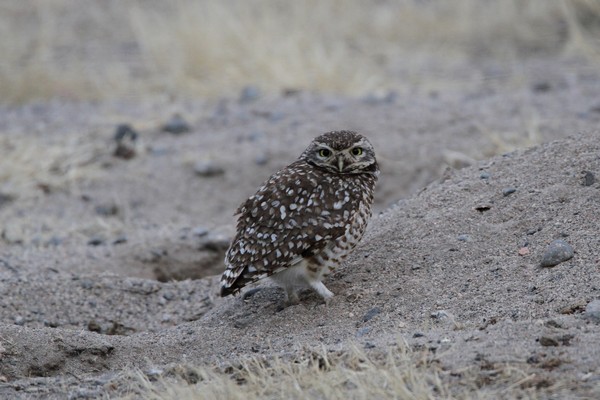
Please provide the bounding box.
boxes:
[284,290,300,306]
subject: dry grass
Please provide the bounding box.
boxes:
[0,134,104,198]
[1,0,600,104]
[119,342,579,400]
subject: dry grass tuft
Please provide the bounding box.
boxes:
[0,135,105,199]
[1,0,599,104]
[119,342,576,400]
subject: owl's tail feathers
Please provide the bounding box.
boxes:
[220,285,237,297]
[220,265,266,297]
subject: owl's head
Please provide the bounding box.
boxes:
[301,130,379,175]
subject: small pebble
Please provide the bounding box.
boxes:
[162,291,175,301]
[113,236,128,245]
[88,320,101,332]
[247,131,266,142]
[362,307,381,322]
[194,161,225,177]
[582,170,595,187]
[584,300,600,323]
[87,238,105,246]
[95,203,119,216]
[532,82,551,93]
[430,310,451,321]
[518,247,530,256]
[540,239,574,267]
[45,236,63,247]
[480,172,490,180]
[239,85,261,103]
[14,316,24,326]
[192,227,209,237]
[457,234,471,242]
[254,153,269,166]
[233,316,254,329]
[356,327,372,337]
[80,279,94,289]
[199,233,231,251]
[502,187,517,196]
[162,114,191,134]
[0,193,15,207]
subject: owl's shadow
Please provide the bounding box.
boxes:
[241,286,328,311]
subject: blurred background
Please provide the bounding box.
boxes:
[1,0,600,104]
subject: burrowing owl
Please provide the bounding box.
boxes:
[220,130,379,304]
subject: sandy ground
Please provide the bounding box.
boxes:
[0,58,600,398]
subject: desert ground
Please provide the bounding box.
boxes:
[1,1,600,399]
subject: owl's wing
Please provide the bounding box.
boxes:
[221,162,353,296]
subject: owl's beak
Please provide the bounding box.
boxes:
[337,156,344,172]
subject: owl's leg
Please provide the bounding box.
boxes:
[283,285,300,306]
[308,281,334,304]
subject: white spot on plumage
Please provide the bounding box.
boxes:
[280,205,286,219]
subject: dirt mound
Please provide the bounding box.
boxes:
[0,129,599,398]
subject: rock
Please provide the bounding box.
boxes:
[540,239,574,267]
[194,161,225,177]
[113,124,138,142]
[239,86,261,103]
[539,336,559,347]
[362,307,381,322]
[502,187,517,196]
[480,172,490,180]
[14,316,24,326]
[584,300,600,323]
[162,114,191,134]
[581,170,595,187]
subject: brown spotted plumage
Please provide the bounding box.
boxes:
[220,130,379,304]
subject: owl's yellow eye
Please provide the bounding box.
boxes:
[351,147,363,156]
[318,149,331,157]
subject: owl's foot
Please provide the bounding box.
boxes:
[309,281,334,304]
[283,288,300,307]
